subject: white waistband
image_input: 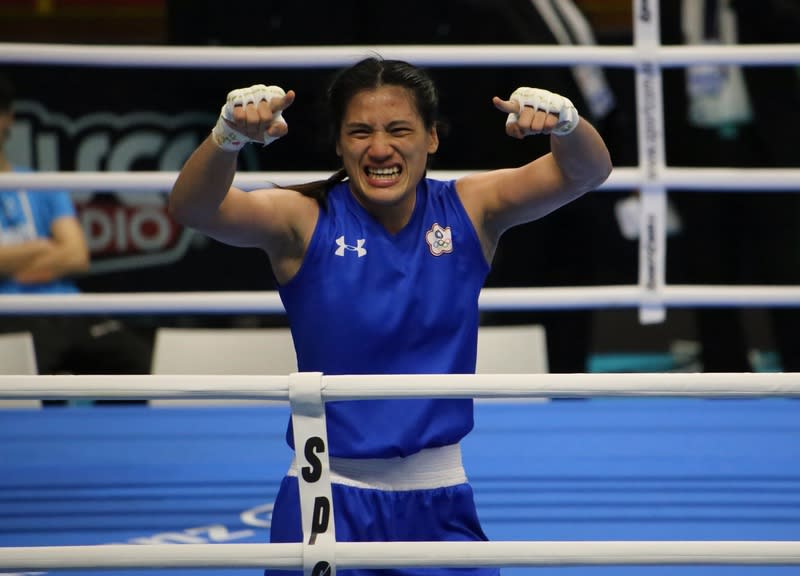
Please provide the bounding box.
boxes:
[287,443,467,491]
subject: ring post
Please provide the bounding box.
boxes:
[634,0,668,324]
[289,371,336,576]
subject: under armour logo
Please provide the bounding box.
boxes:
[335,235,367,257]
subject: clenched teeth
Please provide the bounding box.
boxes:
[366,167,401,178]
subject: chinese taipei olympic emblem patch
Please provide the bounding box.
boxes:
[425,223,453,256]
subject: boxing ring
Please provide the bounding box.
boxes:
[1,376,800,575]
[2,0,800,574]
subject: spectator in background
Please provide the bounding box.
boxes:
[0,72,152,379]
[0,74,90,291]
[662,0,800,372]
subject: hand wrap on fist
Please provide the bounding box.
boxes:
[211,84,288,151]
[506,87,579,136]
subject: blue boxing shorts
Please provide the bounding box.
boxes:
[265,444,499,576]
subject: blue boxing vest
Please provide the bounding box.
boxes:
[278,178,490,458]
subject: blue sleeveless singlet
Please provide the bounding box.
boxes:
[278,178,490,458]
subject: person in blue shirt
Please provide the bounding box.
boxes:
[0,75,90,293]
[0,73,151,379]
[170,56,611,576]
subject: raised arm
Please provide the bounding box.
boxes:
[168,85,318,275]
[457,87,612,259]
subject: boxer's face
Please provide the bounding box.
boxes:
[336,85,438,226]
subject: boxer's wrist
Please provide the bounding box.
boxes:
[211,112,248,151]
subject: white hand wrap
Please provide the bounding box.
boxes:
[211,84,288,151]
[506,87,580,136]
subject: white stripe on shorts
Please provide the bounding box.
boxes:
[287,443,467,491]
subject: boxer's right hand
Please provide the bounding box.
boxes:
[211,84,295,151]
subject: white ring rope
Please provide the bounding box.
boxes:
[1,167,799,192]
[1,42,799,68]
[0,38,797,317]
[2,541,800,572]
[1,372,800,401]
[1,285,800,314]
